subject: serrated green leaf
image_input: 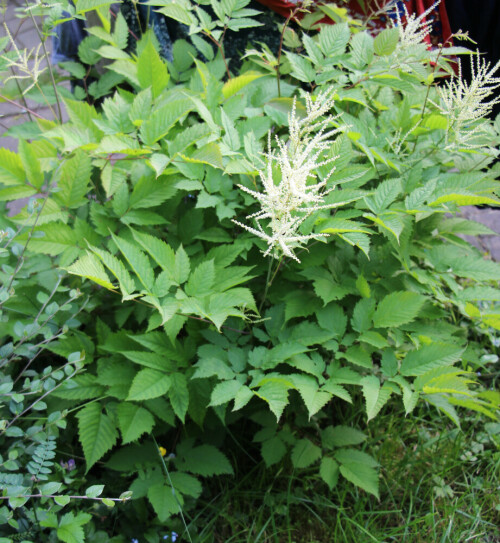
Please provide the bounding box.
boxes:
[174,245,190,284]
[25,223,77,256]
[169,373,189,422]
[65,252,114,289]
[89,245,136,298]
[261,436,287,467]
[139,99,193,145]
[185,259,215,297]
[374,27,399,56]
[57,512,92,543]
[0,148,25,185]
[292,374,331,418]
[137,39,169,98]
[147,484,179,522]
[401,343,465,377]
[361,377,392,421]
[127,369,172,401]
[77,403,118,471]
[117,403,155,444]
[18,139,43,189]
[222,71,265,99]
[210,380,243,406]
[373,291,426,328]
[254,379,291,420]
[322,426,367,449]
[55,151,91,208]
[176,444,233,476]
[291,438,322,468]
[339,462,379,498]
[110,233,154,291]
[320,457,339,489]
[170,472,202,499]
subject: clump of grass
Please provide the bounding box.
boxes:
[170,400,499,543]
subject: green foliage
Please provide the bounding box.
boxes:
[1,0,499,539]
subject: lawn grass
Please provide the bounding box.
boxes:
[170,404,500,543]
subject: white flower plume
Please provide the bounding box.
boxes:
[233,88,344,263]
[390,1,439,51]
[432,51,500,149]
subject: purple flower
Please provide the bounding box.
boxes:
[60,458,76,471]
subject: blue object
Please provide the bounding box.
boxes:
[52,13,86,63]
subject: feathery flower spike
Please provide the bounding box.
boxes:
[432,51,500,149]
[233,88,344,263]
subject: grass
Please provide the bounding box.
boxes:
[166,404,500,543]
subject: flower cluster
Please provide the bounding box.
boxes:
[390,0,438,52]
[432,52,500,149]
[233,89,343,262]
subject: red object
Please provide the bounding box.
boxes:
[255,0,453,46]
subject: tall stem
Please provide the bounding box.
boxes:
[259,259,273,314]
[204,31,231,80]
[276,8,297,98]
[24,0,63,123]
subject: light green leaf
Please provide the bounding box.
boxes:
[361,378,392,421]
[374,27,399,56]
[373,291,426,328]
[292,374,331,418]
[339,462,379,498]
[85,485,104,498]
[254,379,291,420]
[185,259,215,297]
[65,252,114,289]
[181,143,224,170]
[351,31,374,68]
[174,245,190,284]
[157,4,195,25]
[286,52,315,83]
[318,21,350,56]
[127,369,172,401]
[89,245,136,298]
[0,148,24,185]
[222,71,265,99]
[131,230,176,278]
[210,380,243,406]
[18,140,43,189]
[55,151,92,208]
[401,343,465,377]
[137,39,169,98]
[139,99,193,145]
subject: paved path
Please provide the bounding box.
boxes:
[1,3,499,260]
[0,0,65,152]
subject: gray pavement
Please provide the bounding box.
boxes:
[1,2,499,261]
[0,0,64,152]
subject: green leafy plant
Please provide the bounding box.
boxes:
[1,0,499,540]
